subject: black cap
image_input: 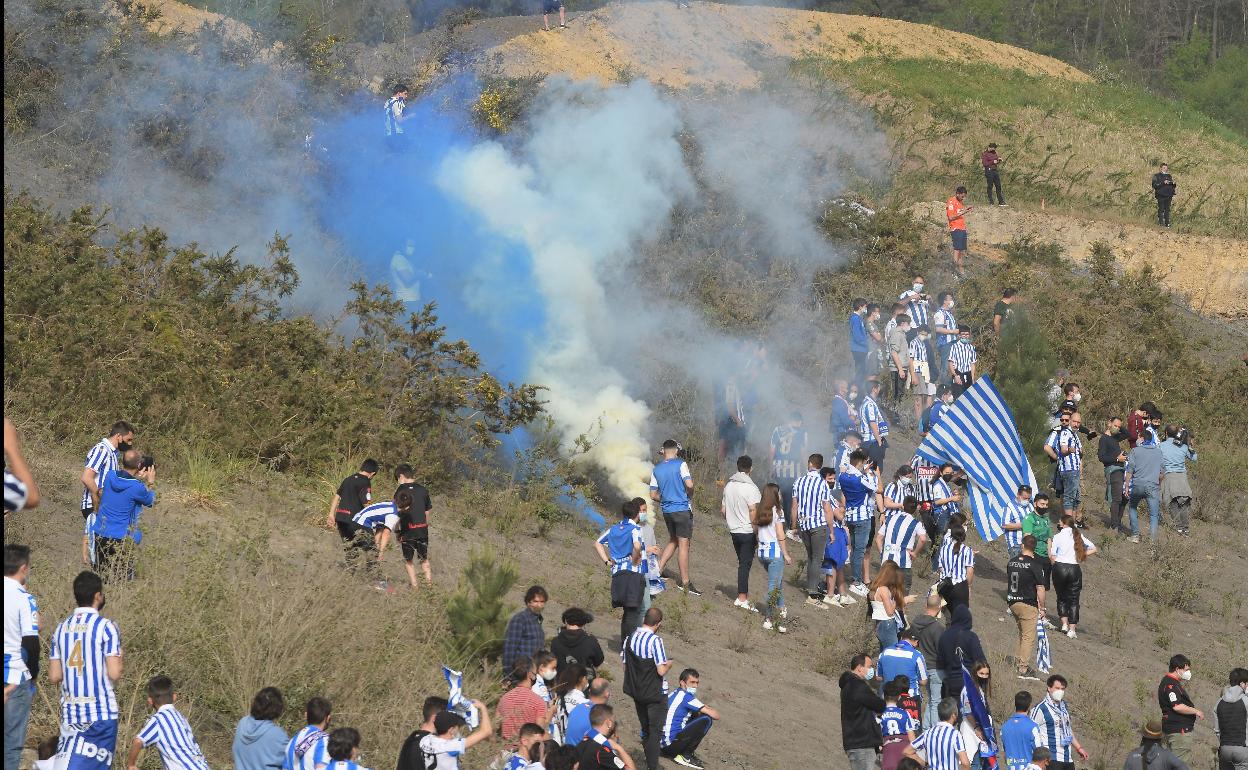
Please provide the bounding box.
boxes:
[562,607,594,626]
[988,142,998,148]
[433,710,467,734]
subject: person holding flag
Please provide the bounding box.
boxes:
[960,662,998,770]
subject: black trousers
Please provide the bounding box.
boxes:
[864,438,887,470]
[730,532,756,596]
[985,169,1005,204]
[660,715,713,758]
[852,350,868,388]
[94,536,130,582]
[621,607,642,646]
[1157,196,1172,226]
[940,579,970,613]
[635,700,666,770]
[1052,562,1083,624]
[1106,467,1126,530]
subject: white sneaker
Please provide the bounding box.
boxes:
[780,606,789,619]
[850,582,869,597]
[1060,623,1069,633]
[763,619,788,634]
[733,598,759,613]
[837,594,859,606]
[805,596,829,609]
[1066,629,1077,639]
[822,594,842,607]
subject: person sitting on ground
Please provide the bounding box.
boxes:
[396,696,447,770]
[881,678,920,770]
[505,724,546,770]
[418,708,493,770]
[128,675,210,770]
[574,704,638,770]
[660,669,720,769]
[563,678,610,747]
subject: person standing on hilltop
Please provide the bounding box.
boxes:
[946,186,973,276]
[982,143,1007,206]
[651,440,698,596]
[1151,163,1177,227]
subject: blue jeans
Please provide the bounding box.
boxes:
[1129,484,1162,539]
[876,618,899,653]
[924,668,945,729]
[847,519,872,584]
[1059,469,1081,511]
[759,555,786,620]
[4,682,32,770]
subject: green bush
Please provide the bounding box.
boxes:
[444,545,519,664]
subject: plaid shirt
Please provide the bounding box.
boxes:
[501,608,544,672]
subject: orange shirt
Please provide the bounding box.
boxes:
[946,196,968,231]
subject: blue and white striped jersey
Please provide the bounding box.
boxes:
[661,688,705,746]
[351,501,399,531]
[911,722,966,770]
[383,96,405,136]
[937,537,974,585]
[1053,429,1082,473]
[859,396,887,439]
[1031,697,1076,763]
[929,478,959,516]
[622,626,669,695]
[881,513,925,569]
[948,340,977,373]
[908,337,929,364]
[833,441,854,476]
[597,520,645,574]
[136,704,210,770]
[769,425,807,481]
[838,467,876,523]
[792,471,832,531]
[285,725,329,770]
[1002,501,1031,550]
[50,607,121,725]
[82,438,118,510]
[4,576,39,685]
[882,481,911,511]
[3,469,28,513]
[901,291,930,328]
[933,308,958,346]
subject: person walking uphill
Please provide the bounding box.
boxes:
[840,653,887,770]
[721,456,761,612]
[651,440,698,596]
[1152,163,1177,227]
[982,144,1006,206]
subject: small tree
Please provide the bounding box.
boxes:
[994,308,1056,470]
[444,545,519,665]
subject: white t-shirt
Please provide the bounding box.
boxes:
[4,576,39,686]
[722,472,762,534]
[1050,528,1094,565]
[418,735,466,770]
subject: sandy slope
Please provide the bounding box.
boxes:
[455,1,1089,89]
[911,201,1248,319]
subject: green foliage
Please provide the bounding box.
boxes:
[2,194,543,480]
[1164,31,1212,90]
[1133,537,1199,611]
[994,309,1056,466]
[444,545,520,663]
[1167,44,1248,135]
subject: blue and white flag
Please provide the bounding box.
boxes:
[916,376,1037,542]
[961,662,999,767]
[443,665,480,728]
[1035,618,1051,673]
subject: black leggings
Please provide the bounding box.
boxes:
[941,579,970,613]
[1052,562,1083,624]
[730,532,756,596]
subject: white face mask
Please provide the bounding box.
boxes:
[1180,669,1192,681]
[913,283,924,293]
[541,669,556,682]
[1051,689,1065,702]
[1073,393,1082,402]
[638,513,650,524]
[686,686,697,697]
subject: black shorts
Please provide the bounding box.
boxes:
[82,506,94,521]
[663,510,693,540]
[1038,558,1053,590]
[401,537,429,562]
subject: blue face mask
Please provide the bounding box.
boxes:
[866,667,876,680]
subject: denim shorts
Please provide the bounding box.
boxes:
[1060,470,1081,509]
[951,229,968,250]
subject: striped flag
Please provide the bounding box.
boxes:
[443,665,480,727]
[961,662,999,768]
[1036,618,1051,673]
[916,376,1037,541]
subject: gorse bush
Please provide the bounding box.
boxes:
[2,194,543,482]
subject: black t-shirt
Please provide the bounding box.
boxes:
[993,300,1012,324]
[576,737,626,770]
[395,728,430,770]
[1158,676,1197,733]
[1006,554,1044,606]
[393,482,432,538]
[335,473,372,521]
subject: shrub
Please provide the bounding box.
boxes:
[995,309,1057,467]
[444,545,519,664]
[1133,537,1198,611]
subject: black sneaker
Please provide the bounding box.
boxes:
[681,583,702,597]
[688,753,708,767]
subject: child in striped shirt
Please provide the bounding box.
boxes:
[127,676,210,770]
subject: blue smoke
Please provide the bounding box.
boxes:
[316,93,603,526]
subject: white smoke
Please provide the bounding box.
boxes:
[438,79,695,498]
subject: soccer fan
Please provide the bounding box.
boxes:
[900,276,931,334]
[840,653,887,770]
[651,441,697,595]
[1050,516,1096,639]
[1213,667,1248,770]
[887,314,913,410]
[392,465,433,587]
[498,659,554,749]
[550,608,604,679]
[595,500,646,643]
[285,697,332,770]
[1006,535,1047,680]
[936,523,974,612]
[1000,692,1039,770]
[327,460,378,561]
[92,450,156,580]
[721,455,761,612]
[771,412,808,528]
[4,544,40,770]
[418,707,492,770]
[502,586,548,673]
[792,454,835,608]
[396,696,447,770]
[878,627,928,704]
[932,295,958,387]
[839,449,878,597]
[563,677,610,747]
[621,608,671,770]
[928,465,962,565]
[80,421,134,565]
[233,688,288,770]
[830,381,856,446]
[959,662,994,768]
[937,607,985,702]
[881,677,920,770]
[531,652,558,705]
[880,466,914,518]
[859,378,889,469]
[660,669,720,769]
[754,483,792,633]
[1001,485,1032,560]
[348,498,400,583]
[1158,655,1203,762]
[910,326,935,424]
[1097,418,1131,532]
[574,705,638,770]
[947,326,977,398]
[49,571,123,770]
[1030,675,1089,770]
[904,698,970,770]
[127,676,209,770]
[505,724,546,770]
[4,418,40,516]
[1125,427,1165,543]
[992,288,1018,333]
[910,595,947,729]
[876,496,927,593]
[849,301,871,387]
[383,85,410,146]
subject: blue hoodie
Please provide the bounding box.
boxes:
[233,716,289,770]
[93,469,155,540]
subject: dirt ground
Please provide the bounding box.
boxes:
[911,201,1248,319]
